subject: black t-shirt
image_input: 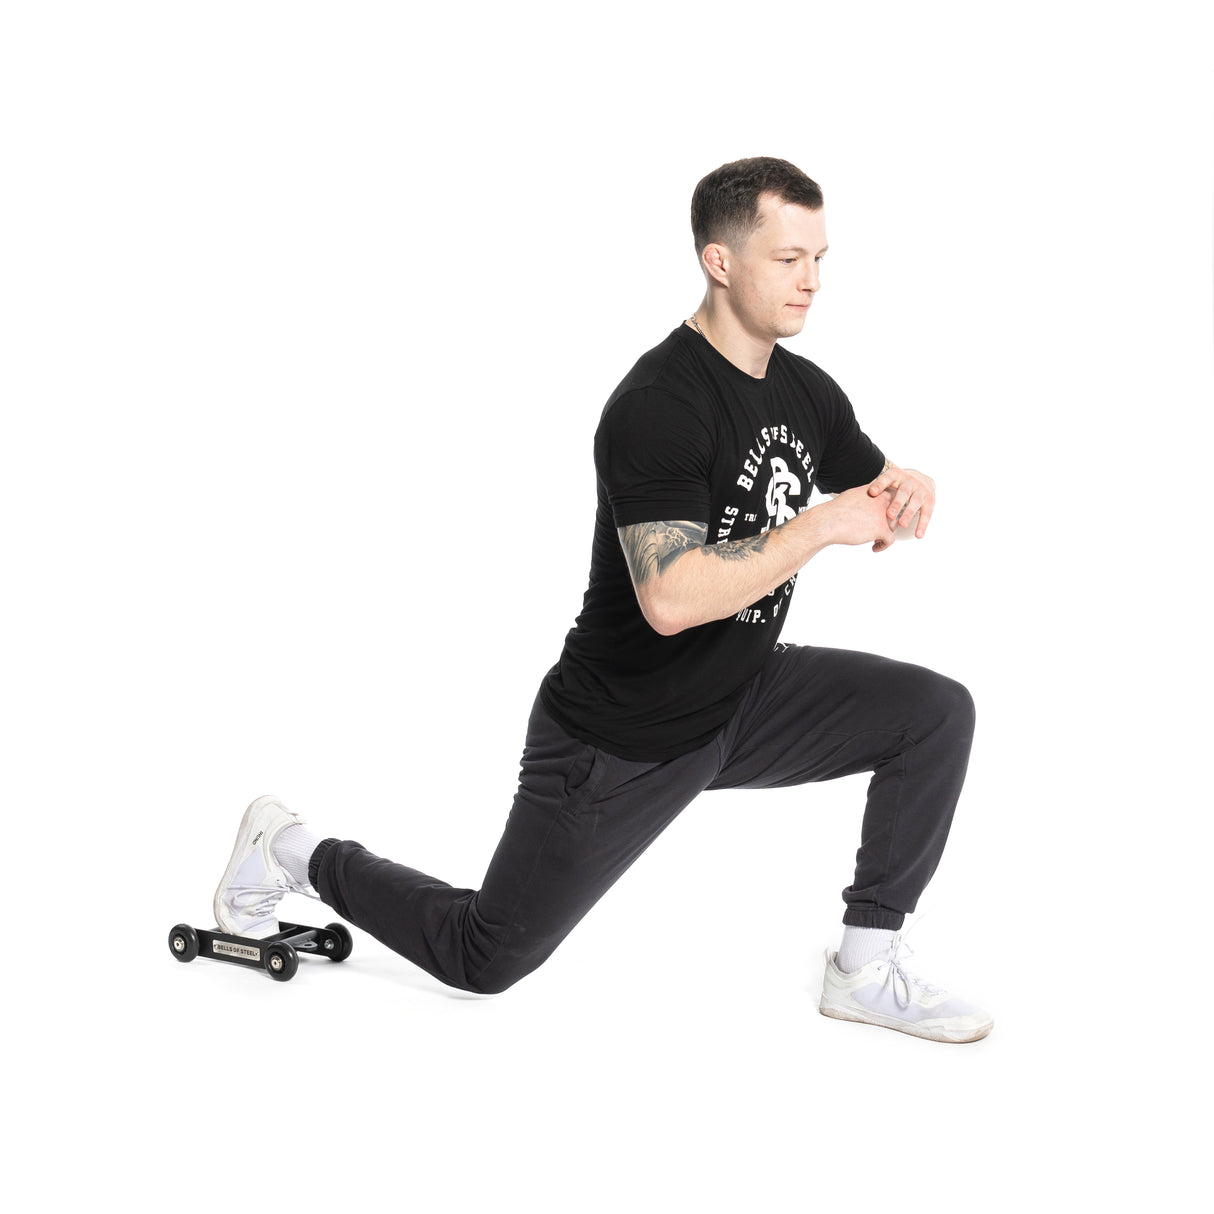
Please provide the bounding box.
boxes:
[540,324,884,762]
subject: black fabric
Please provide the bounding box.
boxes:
[308,838,337,891]
[314,646,975,995]
[540,324,884,763]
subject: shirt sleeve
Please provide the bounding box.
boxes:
[811,371,886,494]
[594,387,715,526]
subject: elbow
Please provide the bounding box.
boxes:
[647,611,687,638]
[636,589,696,637]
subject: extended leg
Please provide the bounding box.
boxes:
[311,695,720,993]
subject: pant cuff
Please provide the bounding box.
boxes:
[842,908,906,931]
[308,837,339,891]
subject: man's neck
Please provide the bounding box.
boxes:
[688,303,775,379]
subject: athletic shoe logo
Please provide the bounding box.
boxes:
[251,831,263,847]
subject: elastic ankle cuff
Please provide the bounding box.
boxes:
[842,909,906,931]
[308,838,338,890]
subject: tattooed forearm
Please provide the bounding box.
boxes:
[619,515,812,634]
[619,520,708,586]
[700,532,770,562]
[619,521,775,587]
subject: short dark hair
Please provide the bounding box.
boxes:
[690,157,824,255]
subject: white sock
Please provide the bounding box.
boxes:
[274,823,323,887]
[836,926,898,973]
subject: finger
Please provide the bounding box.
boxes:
[915,496,934,539]
[894,488,924,526]
[893,478,935,525]
[868,469,897,496]
[887,486,915,522]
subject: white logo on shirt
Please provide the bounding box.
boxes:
[762,457,802,532]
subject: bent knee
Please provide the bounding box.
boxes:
[930,673,976,740]
[462,972,517,996]
[461,956,544,996]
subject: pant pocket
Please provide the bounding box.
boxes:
[562,743,609,811]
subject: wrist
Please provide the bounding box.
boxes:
[789,500,838,554]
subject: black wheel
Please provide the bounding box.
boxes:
[264,942,299,982]
[323,923,353,963]
[169,923,199,963]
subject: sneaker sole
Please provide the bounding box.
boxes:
[819,999,994,1044]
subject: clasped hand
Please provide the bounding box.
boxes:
[823,465,936,552]
[867,464,935,545]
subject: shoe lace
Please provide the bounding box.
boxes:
[877,933,946,1009]
[229,874,289,922]
[230,869,319,920]
[246,890,284,921]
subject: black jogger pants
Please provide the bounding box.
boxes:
[310,644,975,994]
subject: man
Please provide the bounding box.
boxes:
[214,157,991,1043]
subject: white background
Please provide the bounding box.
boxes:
[4,1,1211,1209]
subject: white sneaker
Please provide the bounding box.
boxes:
[819,936,994,1043]
[213,795,319,939]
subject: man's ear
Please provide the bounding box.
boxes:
[701,243,730,287]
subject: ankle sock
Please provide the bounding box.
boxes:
[836,926,898,973]
[274,823,323,887]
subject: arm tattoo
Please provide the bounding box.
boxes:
[619,521,771,585]
[701,531,770,562]
[619,520,707,586]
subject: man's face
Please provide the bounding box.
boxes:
[725,195,827,341]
